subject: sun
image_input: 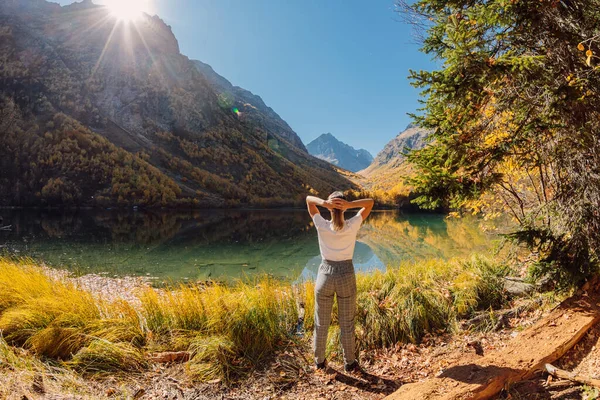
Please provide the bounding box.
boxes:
[105,0,147,21]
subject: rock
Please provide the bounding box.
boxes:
[536,275,555,292]
[504,277,536,296]
[467,340,484,356]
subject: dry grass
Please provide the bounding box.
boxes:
[0,337,103,399]
[322,255,511,361]
[0,255,513,384]
[69,339,148,373]
[139,277,298,382]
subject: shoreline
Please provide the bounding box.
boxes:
[39,265,155,306]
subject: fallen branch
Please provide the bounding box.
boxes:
[545,363,600,389]
[546,379,576,389]
[462,297,545,331]
[550,386,581,399]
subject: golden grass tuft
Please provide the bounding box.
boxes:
[139,277,299,382]
[69,339,148,373]
[354,255,511,347]
[27,326,87,359]
[0,255,513,384]
[0,259,100,350]
[0,336,100,398]
[325,325,342,361]
[0,259,58,313]
[0,258,146,366]
[188,335,248,384]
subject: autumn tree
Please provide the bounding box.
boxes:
[401,0,600,286]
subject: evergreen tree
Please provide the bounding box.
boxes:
[401,0,600,286]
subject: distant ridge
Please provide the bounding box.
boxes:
[359,124,430,192]
[306,133,373,173]
[366,124,429,171]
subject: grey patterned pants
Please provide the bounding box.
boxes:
[313,259,357,365]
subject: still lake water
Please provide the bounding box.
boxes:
[0,210,494,283]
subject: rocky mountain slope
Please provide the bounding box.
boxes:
[0,0,354,207]
[359,124,430,192]
[192,60,307,152]
[306,133,373,173]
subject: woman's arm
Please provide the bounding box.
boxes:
[331,198,374,220]
[306,196,335,218]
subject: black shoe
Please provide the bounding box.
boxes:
[344,360,359,373]
[315,360,326,370]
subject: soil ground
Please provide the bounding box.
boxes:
[8,269,599,400]
[6,331,518,400]
[386,285,600,400]
[12,321,600,400]
[500,323,600,400]
[5,300,549,400]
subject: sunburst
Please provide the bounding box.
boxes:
[105,0,148,22]
[90,0,164,82]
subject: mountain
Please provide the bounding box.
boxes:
[192,60,306,152]
[359,124,430,193]
[306,133,373,173]
[0,0,355,207]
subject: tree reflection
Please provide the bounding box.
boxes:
[359,212,492,267]
[0,210,492,282]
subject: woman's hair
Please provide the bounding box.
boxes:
[328,191,345,231]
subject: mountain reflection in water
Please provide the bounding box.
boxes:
[0,210,493,282]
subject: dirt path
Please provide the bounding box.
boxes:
[385,282,600,400]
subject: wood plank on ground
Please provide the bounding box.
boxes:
[385,283,600,400]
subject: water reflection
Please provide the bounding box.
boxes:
[0,210,493,282]
[298,241,386,283]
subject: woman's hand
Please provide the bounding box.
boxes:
[330,198,350,210]
[322,199,337,210]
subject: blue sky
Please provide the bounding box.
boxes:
[57,0,435,156]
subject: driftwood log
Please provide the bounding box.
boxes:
[545,363,600,389]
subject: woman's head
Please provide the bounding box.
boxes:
[328,191,345,231]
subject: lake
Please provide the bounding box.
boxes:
[0,209,494,283]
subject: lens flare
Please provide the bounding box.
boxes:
[105,0,148,21]
[217,93,234,109]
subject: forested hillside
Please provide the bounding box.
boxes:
[0,0,354,208]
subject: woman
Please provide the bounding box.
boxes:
[306,191,374,372]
